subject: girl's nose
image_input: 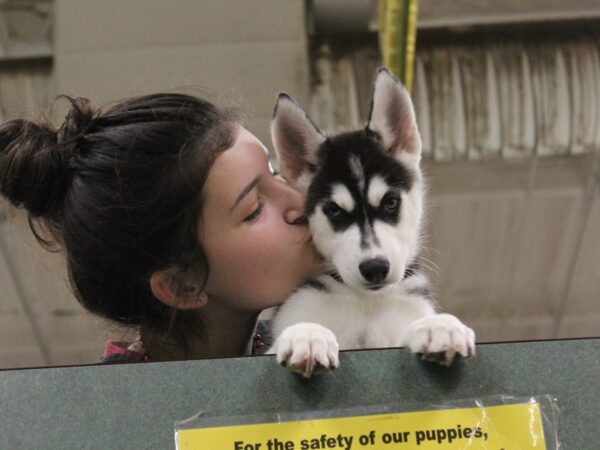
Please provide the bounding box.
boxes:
[285,207,307,225]
[280,183,307,225]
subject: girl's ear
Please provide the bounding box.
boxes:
[150,269,208,310]
[270,93,325,192]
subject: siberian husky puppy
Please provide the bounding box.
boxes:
[267,68,475,377]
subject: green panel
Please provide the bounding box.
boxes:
[0,339,598,449]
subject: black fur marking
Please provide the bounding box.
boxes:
[357,204,375,248]
[303,278,329,292]
[327,271,344,284]
[305,130,414,243]
[364,126,381,142]
[360,237,371,250]
[306,162,318,172]
[403,262,421,279]
[406,287,432,301]
[403,262,431,299]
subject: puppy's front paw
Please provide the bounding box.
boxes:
[269,322,339,378]
[403,314,476,366]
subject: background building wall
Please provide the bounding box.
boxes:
[54,0,310,145]
[0,1,598,368]
[1,0,311,368]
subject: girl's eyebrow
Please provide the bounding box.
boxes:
[230,175,261,212]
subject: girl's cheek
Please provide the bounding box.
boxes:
[253,203,276,232]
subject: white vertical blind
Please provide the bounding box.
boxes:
[311,36,600,159]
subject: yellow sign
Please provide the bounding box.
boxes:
[177,402,546,449]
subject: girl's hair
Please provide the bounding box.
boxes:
[0,94,236,340]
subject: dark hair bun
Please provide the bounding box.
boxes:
[0,96,94,218]
[56,96,95,147]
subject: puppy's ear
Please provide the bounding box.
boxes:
[367,68,422,166]
[271,93,325,192]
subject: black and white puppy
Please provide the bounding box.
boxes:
[268,68,475,377]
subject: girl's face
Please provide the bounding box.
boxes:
[200,127,321,311]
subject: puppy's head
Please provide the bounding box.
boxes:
[271,68,424,294]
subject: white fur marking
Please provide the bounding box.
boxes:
[348,155,365,191]
[367,176,389,208]
[331,184,354,213]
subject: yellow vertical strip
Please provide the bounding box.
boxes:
[379,0,419,93]
[403,0,419,92]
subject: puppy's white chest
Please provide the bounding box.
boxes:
[326,286,434,349]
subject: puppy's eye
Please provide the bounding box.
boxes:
[323,202,345,221]
[381,194,400,213]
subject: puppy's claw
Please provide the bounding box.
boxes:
[404,314,476,367]
[269,322,339,378]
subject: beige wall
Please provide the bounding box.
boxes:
[424,157,600,342]
[54,0,310,145]
[2,1,598,369]
[0,0,311,369]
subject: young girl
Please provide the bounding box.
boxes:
[0,94,322,363]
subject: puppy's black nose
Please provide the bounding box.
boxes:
[359,258,390,284]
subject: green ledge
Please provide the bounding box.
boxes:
[0,339,598,449]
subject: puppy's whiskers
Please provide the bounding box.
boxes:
[415,255,440,275]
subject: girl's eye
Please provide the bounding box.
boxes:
[243,202,263,222]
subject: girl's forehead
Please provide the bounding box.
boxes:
[231,127,273,173]
[234,126,270,155]
[203,128,268,206]
[218,128,269,170]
